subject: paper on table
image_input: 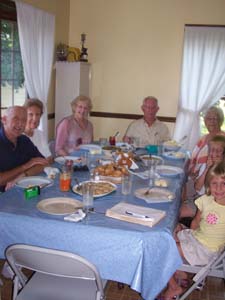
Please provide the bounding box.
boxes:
[64,209,86,222]
[106,202,166,227]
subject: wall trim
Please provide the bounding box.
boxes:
[48,111,176,123]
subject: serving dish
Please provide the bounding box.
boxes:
[140,155,164,166]
[72,180,117,198]
[162,151,186,160]
[163,140,181,151]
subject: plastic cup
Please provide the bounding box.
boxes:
[82,182,94,212]
[59,170,71,192]
[121,174,132,195]
[109,136,116,146]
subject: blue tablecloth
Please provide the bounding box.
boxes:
[0,153,186,300]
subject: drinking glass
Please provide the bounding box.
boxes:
[121,174,132,195]
[99,137,108,147]
[59,166,71,192]
[82,182,94,213]
[109,136,116,146]
[147,159,158,188]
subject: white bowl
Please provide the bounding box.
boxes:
[163,140,181,151]
[140,155,164,167]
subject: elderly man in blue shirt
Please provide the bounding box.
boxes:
[0,106,48,192]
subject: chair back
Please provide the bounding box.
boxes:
[5,244,104,295]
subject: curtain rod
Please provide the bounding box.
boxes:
[185,24,225,28]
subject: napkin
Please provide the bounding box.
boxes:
[106,202,166,227]
[44,167,60,179]
[64,209,86,222]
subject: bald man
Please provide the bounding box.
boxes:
[0,106,48,192]
[123,96,170,147]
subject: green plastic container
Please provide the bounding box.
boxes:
[145,145,158,155]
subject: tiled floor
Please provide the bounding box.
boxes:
[0,259,224,300]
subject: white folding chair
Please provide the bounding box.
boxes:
[5,244,106,300]
[177,247,225,300]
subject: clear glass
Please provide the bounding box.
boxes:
[121,174,132,195]
[59,166,71,192]
[82,182,94,212]
[99,137,108,146]
[147,159,158,188]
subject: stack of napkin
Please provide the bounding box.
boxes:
[106,202,166,227]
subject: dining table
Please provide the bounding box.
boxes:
[0,147,188,300]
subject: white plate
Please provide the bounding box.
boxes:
[162,151,186,160]
[16,176,53,189]
[156,165,184,177]
[72,180,117,198]
[79,144,102,154]
[54,156,82,165]
[116,142,132,151]
[134,187,175,203]
[163,141,181,151]
[37,197,83,215]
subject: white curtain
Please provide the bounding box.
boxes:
[15,0,55,141]
[174,26,225,151]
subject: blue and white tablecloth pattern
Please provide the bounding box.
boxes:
[0,151,187,300]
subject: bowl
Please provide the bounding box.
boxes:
[140,155,164,167]
[163,140,181,151]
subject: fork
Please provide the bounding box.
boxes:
[74,177,82,191]
[144,187,153,195]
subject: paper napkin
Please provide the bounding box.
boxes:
[64,209,86,222]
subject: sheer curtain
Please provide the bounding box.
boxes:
[15,0,55,141]
[173,26,225,151]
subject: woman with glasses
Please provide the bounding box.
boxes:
[189,106,225,177]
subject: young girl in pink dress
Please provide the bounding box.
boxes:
[161,161,225,300]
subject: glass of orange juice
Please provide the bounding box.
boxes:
[59,167,71,192]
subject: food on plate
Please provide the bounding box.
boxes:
[94,163,128,177]
[164,140,179,146]
[116,151,134,168]
[76,181,116,196]
[140,155,162,166]
[154,178,168,187]
[102,146,121,151]
[173,152,185,158]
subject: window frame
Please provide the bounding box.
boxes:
[0,0,18,117]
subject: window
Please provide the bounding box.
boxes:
[0,0,25,115]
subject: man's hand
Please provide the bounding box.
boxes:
[23,157,48,170]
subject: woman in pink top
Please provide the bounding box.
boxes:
[55,95,93,156]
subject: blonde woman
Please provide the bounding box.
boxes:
[24,98,53,163]
[55,95,93,156]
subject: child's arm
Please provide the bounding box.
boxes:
[194,158,213,193]
[190,208,201,230]
[194,167,209,192]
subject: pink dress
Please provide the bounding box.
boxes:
[55,115,93,155]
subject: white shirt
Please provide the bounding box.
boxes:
[125,118,170,147]
[27,129,51,158]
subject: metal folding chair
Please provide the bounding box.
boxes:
[177,247,225,300]
[5,244,106,300]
